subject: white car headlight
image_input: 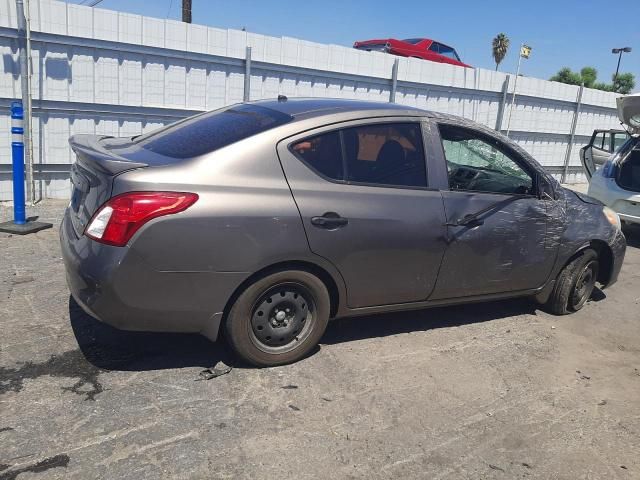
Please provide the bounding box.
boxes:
[603,206,621,230]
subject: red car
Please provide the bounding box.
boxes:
[353,38,471,68]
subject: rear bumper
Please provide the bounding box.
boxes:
[60,210,244,341]
[588,177,640,225]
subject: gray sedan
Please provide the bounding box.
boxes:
[60,98,626,366]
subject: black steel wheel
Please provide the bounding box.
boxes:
[225,270,330,366]
[569,258,598,311]
[546,249,599,315]
[249,283,315,353]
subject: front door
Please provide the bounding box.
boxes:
[277,119,448,309]
[429,122,556,299]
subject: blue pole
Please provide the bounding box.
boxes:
[11,101,26,225]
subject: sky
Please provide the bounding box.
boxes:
[70,0,640,90]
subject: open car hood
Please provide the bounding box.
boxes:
[617,92,640,134]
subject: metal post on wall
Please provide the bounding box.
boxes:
[389,58,399,103]
[15,0,34,204]
[495,74,510,132]
[243,46,252,102]
[561,83,584,184]
[0,102,52,235]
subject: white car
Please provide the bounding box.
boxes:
[583,92,640,226]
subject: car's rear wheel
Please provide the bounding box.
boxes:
[225,270,330,367]
[546,249,599,315]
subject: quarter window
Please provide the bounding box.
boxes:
[439,124,534,195]
[291,123,427,188]
[290,131,343,180]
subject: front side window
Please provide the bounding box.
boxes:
[291,122,427,188]
[439,124,534,195]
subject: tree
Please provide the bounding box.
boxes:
[549,67,635,94]
[580,67,597,89]
[612,73,635,95]
[492,33,510,71]
[550,67,582,85]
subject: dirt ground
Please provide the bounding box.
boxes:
[1,199,639,480]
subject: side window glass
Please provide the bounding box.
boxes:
[428,42,440,52]
[291,131,343,180]
[439,124,534,195]
[613,132,629,151]
[602,132,611,151]
[593,132,605,150]
[343,123,427,188]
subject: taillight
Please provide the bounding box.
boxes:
[85,191,198,247]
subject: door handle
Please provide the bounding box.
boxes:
[311,212,348,229]
[444,214,484,228]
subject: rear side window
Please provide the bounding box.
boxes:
[291,123,427,188]
[135,104,292,159]
[290,131,344,181]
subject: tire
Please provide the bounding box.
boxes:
[545,249,599,315]
[225,270,330,367]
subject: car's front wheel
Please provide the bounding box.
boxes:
[225,270,330,367]
[545,249,599,315]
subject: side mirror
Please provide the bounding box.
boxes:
[537,175,556,201]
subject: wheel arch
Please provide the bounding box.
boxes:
[587,239,614,286]
[563,240,613,286]
[221,260,342,328]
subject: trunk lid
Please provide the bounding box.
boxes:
[68,134,148,237]
[617,92,640,134]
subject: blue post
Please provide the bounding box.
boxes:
[11,101,26,225]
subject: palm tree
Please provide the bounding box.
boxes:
[492,33,510,71]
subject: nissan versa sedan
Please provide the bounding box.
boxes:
[61,98,626,366]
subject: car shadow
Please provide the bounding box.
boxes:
[623,224,640,249]
[68,296,236,372]
[321,298,539,345]
[70,290,607,371]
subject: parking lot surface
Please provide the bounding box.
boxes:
[1,199,639,479]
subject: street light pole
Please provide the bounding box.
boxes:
[612,47,632,83]
[182,0,192,23]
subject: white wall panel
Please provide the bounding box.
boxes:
[142,56,164,106]
[69,47,94,103]
[94,53,118,104]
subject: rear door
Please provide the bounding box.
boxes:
[582,130,611,179]
[277,118,447,309]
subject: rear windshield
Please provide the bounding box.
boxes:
[134,104,292,159]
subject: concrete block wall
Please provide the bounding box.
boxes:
[0,0,623,199]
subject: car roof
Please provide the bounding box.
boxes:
[249,97,426,119]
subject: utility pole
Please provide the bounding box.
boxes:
[182,0,192,23]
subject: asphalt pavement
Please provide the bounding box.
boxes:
[1,199,639,479]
